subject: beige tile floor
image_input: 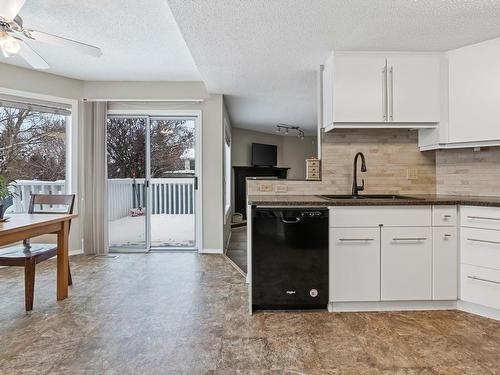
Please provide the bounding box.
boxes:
[1,253,500,374]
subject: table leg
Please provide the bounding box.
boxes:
[57,220,70,301]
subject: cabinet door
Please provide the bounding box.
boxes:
[333,54,388,123]
[330,228,380,302]
[381,227,432,301]
[433,227,458,300]
[448,39,500,143]
[387,55,441,123]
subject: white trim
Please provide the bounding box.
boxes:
[458,300,500,321]
[69,249,84,256]
[329,300,457,312]
[87,99,204,103]
[200,248,223,254]
[419,139,500,151]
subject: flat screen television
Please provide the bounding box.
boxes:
[251,143,277,167]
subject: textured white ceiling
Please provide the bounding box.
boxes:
[167,0,500,133]
[0,0,201,81]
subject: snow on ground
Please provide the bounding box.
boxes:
[109,214,195,248]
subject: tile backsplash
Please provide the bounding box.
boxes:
[248,129,437,195]
[436,147,500,196]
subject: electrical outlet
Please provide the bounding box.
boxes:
[259,184,273,192]
[407,168,418,180]
[275,185,288,193]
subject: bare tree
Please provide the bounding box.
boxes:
[0,107,66,181]
[106,118,194,179]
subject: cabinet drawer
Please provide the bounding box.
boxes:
[308,166,320,173]
[461,264,500,310]
[461,206,500,230]
[330,228,380,302]
[461,227,500,270]
[432,206,457,227]
[381,227,432,301]
[307,160,320,167]
[330,206,431,227]
[433,227,458,300]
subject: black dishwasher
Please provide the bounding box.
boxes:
[252,207,329,310]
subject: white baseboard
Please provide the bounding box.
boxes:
[329,300,457,312]
[69,249,83,256]
[458,300,500,321]
[200,248,223,254]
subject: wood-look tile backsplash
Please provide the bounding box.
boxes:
[436,147,500,196]
[248,129,437,195]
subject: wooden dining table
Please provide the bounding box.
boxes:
[0,213,77,301]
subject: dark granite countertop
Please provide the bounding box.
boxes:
[247,194,500,207]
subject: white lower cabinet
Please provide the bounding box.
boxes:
[381,227,433,301]
[330,228,380,302]
[433,227,458,300]
[329,205,458,306]
[461,264,500,310]
[460,206,500,313]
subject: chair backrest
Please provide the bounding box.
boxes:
[28,194,76,215]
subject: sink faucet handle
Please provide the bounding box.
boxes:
[359,179,365,191]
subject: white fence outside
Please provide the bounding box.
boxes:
[6,178,195,221]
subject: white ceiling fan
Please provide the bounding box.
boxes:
[0,0,102,69]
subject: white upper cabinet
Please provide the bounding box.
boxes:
[330,54,387,123]
[387,55,441,123]
[419,37,500,150]
[323,52,441,129]
[448,38,500,143]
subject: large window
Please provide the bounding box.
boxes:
[0,100,69,213]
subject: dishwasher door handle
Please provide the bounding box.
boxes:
[281,217,302,224]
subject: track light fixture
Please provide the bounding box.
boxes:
[276,124,305,139]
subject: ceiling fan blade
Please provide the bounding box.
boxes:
[26,30,102,57]
[0,0,26,20]
[18,41,49,70]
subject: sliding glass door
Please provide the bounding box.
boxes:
[107,117,148,250]
[106,115,197,252]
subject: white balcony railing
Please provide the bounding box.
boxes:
[6,178,195,221]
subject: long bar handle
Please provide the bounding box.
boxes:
[392,237,427,241]
[467,216,500,221]
[467,275,500,286]
[382,62,388,121]
[339,238,375,242]
[389,66,394,121]
[467,238,500,245]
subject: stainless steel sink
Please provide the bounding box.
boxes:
[320,194,422,200]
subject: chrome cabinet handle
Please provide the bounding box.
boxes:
[444,233,452,238]
[389,66,394,121]
[339,238,375,242]
[392,237,427,241]
[467,275,500,286]
[443,215,452,218]
[467,238,500,245]
[382,64,388,121]
[467,216,500,221]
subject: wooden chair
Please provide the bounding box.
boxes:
[0,194,76,311]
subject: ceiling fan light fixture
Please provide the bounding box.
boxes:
[0,31,21,55]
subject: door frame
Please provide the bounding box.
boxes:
[106,109,203,252]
